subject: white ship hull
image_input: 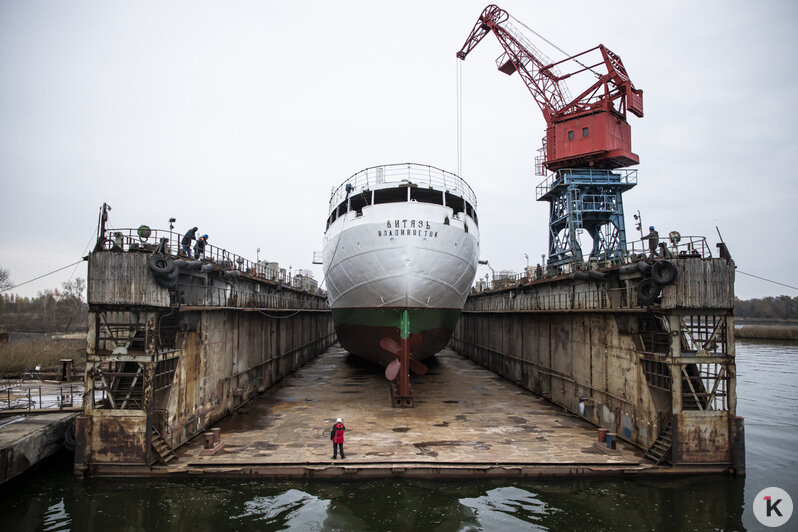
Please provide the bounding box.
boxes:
[322,164,479,369]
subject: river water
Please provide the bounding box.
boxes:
[1,340,795,531]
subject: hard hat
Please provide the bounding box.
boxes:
[649,226,655,230]
[202,234,208,239]
[336,418,342,422]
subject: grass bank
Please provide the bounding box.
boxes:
[735,325,798,341]
[0,336,86,378]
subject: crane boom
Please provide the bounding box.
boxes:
[457,4,644,171]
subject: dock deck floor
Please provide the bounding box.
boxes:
[167,347,654,479]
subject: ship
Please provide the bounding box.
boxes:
[322,163,480,406]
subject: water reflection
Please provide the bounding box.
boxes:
[42,498,71,532]
[459,486,549,530]
[233,489,331,530]
[0,469,746,531]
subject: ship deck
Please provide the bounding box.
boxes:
[107,346,726,479]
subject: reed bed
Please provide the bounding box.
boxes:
[735,325,798,341]
[0,336,86,377]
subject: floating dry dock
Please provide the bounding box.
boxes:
[75,228,743,478]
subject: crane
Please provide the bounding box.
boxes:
[456,4,645,269]
[456,4,643,172]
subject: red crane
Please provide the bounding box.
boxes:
[457,4,644,172]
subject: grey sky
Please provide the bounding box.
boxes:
[1,0,796,300]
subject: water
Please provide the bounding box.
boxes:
[1,341,796,531]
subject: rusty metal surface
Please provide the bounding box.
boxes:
[79,247,335,474]
[88,252,170,307]
[661,259,735,309]
[452,257,741,471]
[88,410,148,464]
[672,412,732,464]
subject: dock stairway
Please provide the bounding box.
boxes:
[107,362,144,409]
[643,418,673,464]
[151,426,177,466]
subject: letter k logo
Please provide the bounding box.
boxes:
[765,496,783,517]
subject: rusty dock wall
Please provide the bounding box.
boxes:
[75,248,334,476]
[451,257,745,473]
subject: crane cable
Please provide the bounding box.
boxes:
[0,260,85,293]
[508,14,601,79]
[456,58,463,177]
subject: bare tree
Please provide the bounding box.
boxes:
[0,267,11,292]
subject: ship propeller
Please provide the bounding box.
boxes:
[380,335,428,381]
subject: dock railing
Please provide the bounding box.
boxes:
[0,382,83,411]
[96,227,324,298]
[473,234,715,295]
[626,235,713,259]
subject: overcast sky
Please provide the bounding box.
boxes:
[1,0,796,300]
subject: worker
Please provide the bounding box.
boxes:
[644,226,659,257]
[330,417,346,459]
[194,234,208,260]
[181,227,198,257]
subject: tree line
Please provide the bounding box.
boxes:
[734,295,798,320]
[1,266,88,332]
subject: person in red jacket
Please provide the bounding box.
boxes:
[330,417,345,459]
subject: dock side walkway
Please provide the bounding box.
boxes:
[167,346,652,479]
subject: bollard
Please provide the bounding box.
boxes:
[211,427,221,444]
[597,428,608,443]
[203,432,215,449]
[606,432,617,449]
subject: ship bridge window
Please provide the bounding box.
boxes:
[464,201,478,226]
[466,202,474,222]
[410,187,444,205]
[444,192,465,216]
[336,201,347,219]
[374,187,408,205]
[349,191,371,216]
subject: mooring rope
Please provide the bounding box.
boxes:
[737,270,798,292]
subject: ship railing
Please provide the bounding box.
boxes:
[96,228,324,296]
[330,163,477,209]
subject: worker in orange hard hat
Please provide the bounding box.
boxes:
[194,234,208,260]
